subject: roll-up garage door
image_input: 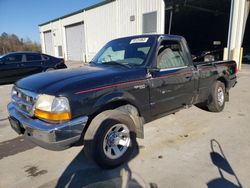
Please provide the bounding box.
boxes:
[44,31,53,56]
[65,23,86,61]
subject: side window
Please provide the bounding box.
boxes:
[157,40,187,69]
[97,47,125,63]
[26,54,42,62]
[5,54,22,63]
[42,55,50,61]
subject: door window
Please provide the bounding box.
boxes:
[26,54,42,61]
[157,40,187,69]
[5,54,22,63]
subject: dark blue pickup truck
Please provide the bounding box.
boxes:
[7,35,237,168]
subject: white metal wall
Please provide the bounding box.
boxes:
[85,2,117,59]
[117,0,138,37]
[65,23,86,61]
[43,31,53,56]
[39,0,165,61]
[84,0,165,60]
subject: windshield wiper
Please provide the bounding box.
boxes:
[103,61,131,69]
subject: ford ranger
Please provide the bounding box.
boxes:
[7,35,237,168]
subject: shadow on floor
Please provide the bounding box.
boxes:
[207,139,243,188]
[0,136,36,159]
[48,135,156,188]
[0,118,8,122]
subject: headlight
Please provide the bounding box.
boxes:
[34,94,71,122]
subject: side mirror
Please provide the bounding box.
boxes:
[148,67,160,73]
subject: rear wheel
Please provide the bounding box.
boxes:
[83,110,136,168]
[207,81,226,112]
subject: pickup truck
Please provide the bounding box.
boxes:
[7,34,237,168]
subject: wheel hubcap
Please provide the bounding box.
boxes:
[217,87,224,106]
[103,124,130,159]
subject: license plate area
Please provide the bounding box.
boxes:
[9,117,24,134]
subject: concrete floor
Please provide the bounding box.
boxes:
[0,65,250,188]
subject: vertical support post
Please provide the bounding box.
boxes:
[227,0,239,61]
[239,48,244,70]
[227,0,249,70]
[223,48,228,60]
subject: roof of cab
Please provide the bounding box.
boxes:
[110,34,185,41]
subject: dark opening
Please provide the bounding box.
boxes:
[242,13,250,62]
[164,0,231,60]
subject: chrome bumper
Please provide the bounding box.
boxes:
[7,103,88,151]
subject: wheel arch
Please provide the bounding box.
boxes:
[216,76,229,101]
[217,76,228,89]
[81,92,145,141]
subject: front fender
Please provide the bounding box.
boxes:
[92,90,140,114]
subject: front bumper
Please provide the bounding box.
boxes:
[7,103,88,151]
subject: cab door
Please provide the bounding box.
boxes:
[149,39,195,116]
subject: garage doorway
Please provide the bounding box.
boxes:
[164,0,231,60]
[65,22,86,62]
[44,30,53,56]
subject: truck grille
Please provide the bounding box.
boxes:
[11,87,38,117]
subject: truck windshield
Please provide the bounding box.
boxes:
[91,37,154,68]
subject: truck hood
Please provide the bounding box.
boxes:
[16,65,146,95]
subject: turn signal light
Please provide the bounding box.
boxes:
[34,109,71,121]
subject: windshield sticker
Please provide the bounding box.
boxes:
[130,38,149,44]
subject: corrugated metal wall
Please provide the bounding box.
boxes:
[85,2,118,59]
[84,0,165,60]
[39,0,165,61]
[117,0,138,37]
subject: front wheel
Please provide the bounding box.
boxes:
[207,81,226,112]
[83,110,137,168]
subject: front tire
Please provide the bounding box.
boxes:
[207,81,226,112]
[83,110,137,168]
